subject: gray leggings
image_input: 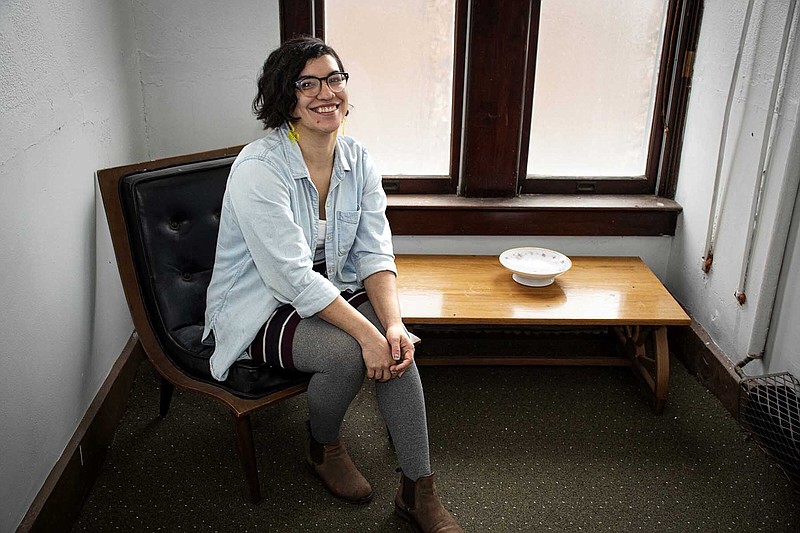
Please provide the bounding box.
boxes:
[291,301,432,481]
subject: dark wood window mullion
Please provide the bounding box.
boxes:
[314,0,325,39]
[459,0,534,198]
[280,0,324,42]
[515,0,541,195]
[646,0,684,195]
[448,0,469,194]
[659,0,703,198]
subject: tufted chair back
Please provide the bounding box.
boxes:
[118,156,309,397]
[121,159,227,355]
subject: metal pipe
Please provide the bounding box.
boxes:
[735,0,798,304]
[702,0,755,273]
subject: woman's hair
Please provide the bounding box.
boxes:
[252,36,345,130]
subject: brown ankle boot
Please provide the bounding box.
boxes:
[307,434,373,503]
[394,472,463,532]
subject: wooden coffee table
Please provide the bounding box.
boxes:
[395,255,691,414]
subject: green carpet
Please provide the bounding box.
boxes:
[72,359,799,532]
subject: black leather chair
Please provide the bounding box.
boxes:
[98,146,310,503]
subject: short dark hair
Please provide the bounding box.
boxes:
[252,36,345,130]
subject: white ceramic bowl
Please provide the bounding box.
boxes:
[499,247,572,287]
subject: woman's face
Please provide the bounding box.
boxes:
[292,54,348,139]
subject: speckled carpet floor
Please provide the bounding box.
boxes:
[72,357,799,532]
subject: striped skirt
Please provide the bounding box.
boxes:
[247,260,369,370]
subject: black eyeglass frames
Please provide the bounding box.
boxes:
[294,72,349,97]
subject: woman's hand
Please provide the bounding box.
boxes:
[359,327,397,382]
[359,324,414,382]
[386,323,414,379]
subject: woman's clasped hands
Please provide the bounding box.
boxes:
[360,323,415,382]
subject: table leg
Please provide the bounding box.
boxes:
[614,325,670,414]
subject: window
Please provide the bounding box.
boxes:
[527,1,666,179]
[326,0,456,178]
[280,0,702,234]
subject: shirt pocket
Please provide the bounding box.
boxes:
[336,209,361,255]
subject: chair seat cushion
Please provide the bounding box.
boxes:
[169,324,310,398]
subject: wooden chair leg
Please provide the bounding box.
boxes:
[231,413,261,503]
[159,377,174,418]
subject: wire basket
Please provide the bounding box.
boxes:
[738,370,800,489]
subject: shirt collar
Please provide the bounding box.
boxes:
[278,122,310,181]
[330,136,351,190]
[278,122,352,183]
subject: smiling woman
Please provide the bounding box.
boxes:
[207,37,464,533]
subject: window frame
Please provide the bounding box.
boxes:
[279,0,703,235]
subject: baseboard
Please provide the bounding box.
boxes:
[16,333,145,533]
[668,320,741,418]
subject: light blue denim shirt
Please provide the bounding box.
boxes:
[202,123,396,380]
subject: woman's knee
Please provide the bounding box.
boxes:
[306,325,365,376]
[325,340,366,379]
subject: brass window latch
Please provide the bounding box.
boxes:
[682,50,696,79]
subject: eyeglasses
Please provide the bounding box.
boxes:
[294,72,349,97]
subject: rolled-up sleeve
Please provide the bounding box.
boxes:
[351,149,397,282]
[228,157,340,317]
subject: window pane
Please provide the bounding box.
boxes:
[527,0,667,178]
[326,1,455,175]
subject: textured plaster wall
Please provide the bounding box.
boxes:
[132,0,280,159]
[667,0,800,374]
[0,1,146,530]
[0,1,281,530]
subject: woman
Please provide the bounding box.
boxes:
[202,37,463,532]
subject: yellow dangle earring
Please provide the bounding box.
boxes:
[340,106,351,137]
[287,121,300,144]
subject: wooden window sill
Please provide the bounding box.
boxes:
[386,194,681,236]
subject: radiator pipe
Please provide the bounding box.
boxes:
[702,0,755,273]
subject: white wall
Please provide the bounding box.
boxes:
[0,1,280,531]
[132,0,279,159]
[0,1,145,531]
[666,0,800,375]
[395,236,673,278]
